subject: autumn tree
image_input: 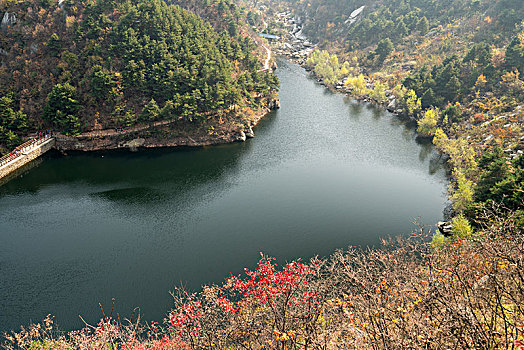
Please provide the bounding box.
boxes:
[417,107,439,136]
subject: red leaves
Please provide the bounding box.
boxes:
[166,300,203,334]
[226,256,316,307]
[217,296,235,313]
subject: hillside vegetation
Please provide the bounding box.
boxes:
[0,0,278,152]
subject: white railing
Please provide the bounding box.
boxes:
[0,133,53,167]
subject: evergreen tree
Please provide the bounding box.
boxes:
[505,35,524,73]
[139,99,160,122]
[421,88,437,108]
[417,16,429,35]
[475,148,524,209]
[90,65,115,100]
[43,83,81,135]
[375,38,394,63]
[46,33,62,57]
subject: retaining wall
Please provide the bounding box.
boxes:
[0,138,55,180]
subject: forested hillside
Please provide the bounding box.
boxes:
[284,0,522,49]
[0,0,278,153]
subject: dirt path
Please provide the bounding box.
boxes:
[77,119,176,138]
[260,44,271,71]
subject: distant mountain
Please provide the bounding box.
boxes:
[283,0,522,49]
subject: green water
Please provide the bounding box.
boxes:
[0,59,448,333]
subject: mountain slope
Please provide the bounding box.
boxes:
[0,0,278,151]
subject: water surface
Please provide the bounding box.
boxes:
[0,59,448,333]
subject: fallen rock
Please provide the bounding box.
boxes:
[437,221,453,237]
[1,12,16,29]
[269,99,281,109]
[474,274,493,290]
[123,138,145,151]
[387,98,397,112]
[236,131,246,142]
[245,127,255,138]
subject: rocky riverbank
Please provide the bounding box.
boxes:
[269,13,410,121]
[270,13,523,158]
[54,99,279,152]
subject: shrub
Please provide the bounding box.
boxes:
[451,214,473,237]
[417,108,439,136]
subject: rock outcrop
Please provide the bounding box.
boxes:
[437,221,453,237]
[244,127,255,138]
[1,12,16,29]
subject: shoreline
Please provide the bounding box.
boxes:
[268,14,421,125]
[0,101,277,183]
[53,104,276,153]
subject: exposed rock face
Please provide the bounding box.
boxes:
[269,98,281,109]
[51,104,272,151]
[437,221,453,237]
[345,6,365,25]
[387,99,397,112]
[1,12,16,29]
[30,43,38,54]
[245,127,255,138]
[236,131,247,142]
[54,131,244,151]
[123,138,145,151]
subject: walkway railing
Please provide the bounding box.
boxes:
[0,133,53,168]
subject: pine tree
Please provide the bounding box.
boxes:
[421,88,437,108]
[43,83,81,135]
[47,33,62,57]
[416,16,429,35]
[375,38,394,63]
[139,99,160,122]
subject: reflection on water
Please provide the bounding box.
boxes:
[92,187,166,204]
[0,59,448,334]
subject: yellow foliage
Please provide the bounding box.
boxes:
[65,16,76,28]
[451,214,473,237]
[417,108,439,136]
[404,89,421,116]
[369,81,387,102]
[345,74,369,95]
[475,74,487,88]
[451,171,475,213]
[433,128,448,149]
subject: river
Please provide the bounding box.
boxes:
[0,59,448,334]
